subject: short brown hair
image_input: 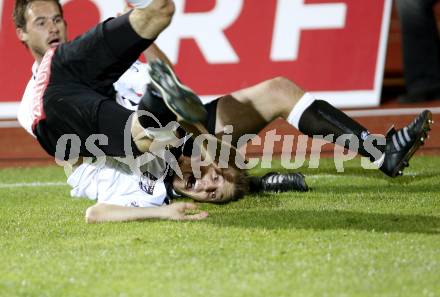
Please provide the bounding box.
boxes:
[216,166,250,204]
[13,0,63,29]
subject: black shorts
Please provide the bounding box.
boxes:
[33,11,219,159]
[33,12,154,158]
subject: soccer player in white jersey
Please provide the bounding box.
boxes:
[14,0,212,221]
[14,0,432,223]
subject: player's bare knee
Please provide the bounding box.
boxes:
[268,76,298,92]
[269,76,305,105]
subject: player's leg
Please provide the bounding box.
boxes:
[132,59,209,155]
[128,0,175,40]
[38,2,176,157]
[215,77,433,177]
[290,97,432,177]
[103,2,179,151]
[91,0,178,155]
[53,1,174,96]
[214,77,304,144]
[98,0,175,82]
[126,56,219,157]
[138,67,310,198]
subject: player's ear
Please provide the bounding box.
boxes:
[16,27,28,44]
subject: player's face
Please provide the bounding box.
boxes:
[173,159,236,203]
[16,1,67,62]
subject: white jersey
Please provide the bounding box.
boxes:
[67,157,169,207]
[18,60,170,208]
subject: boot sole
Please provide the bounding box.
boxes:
[148,60,207,124]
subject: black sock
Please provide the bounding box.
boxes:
[103,11,154,60]
[298,100,385,161]
[137,85,176,128]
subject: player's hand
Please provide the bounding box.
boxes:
[162,202,208,221]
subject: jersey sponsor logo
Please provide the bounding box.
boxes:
[31,47,56,131]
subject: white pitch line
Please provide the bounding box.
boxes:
[0,181,67,189]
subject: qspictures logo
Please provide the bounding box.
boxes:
[54,111,385,180]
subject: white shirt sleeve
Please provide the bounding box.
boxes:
[67,158,168,208]
[17,77,37,137]
[113,60,151,111]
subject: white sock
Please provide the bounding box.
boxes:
[373,153,385,168]
[126,0,153,9]
[286,92,316,129]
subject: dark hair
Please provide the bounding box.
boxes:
[231,168,250,201]
[214,166,250,204]
[13,0,63,29]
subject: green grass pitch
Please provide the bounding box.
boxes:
[0,156,439,297]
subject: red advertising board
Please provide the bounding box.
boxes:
[0,0,391,118]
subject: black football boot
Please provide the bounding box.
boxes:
[380,110,433,177]
[250,172,309,193]
[147,59,207,124]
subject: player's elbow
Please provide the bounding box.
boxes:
[85,205,101,224]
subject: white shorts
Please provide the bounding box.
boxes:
[67,157,168,208]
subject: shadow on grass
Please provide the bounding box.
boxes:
[256,166,440,186]
[303,167,439,180]
[207,209,440,235]
[308,184,440,195]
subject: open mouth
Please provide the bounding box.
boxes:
[48,38,60,47]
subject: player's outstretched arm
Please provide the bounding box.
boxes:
[85,202,208,223]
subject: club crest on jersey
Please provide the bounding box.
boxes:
[139,172,158,195]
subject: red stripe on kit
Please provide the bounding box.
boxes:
[32,47,56,131]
